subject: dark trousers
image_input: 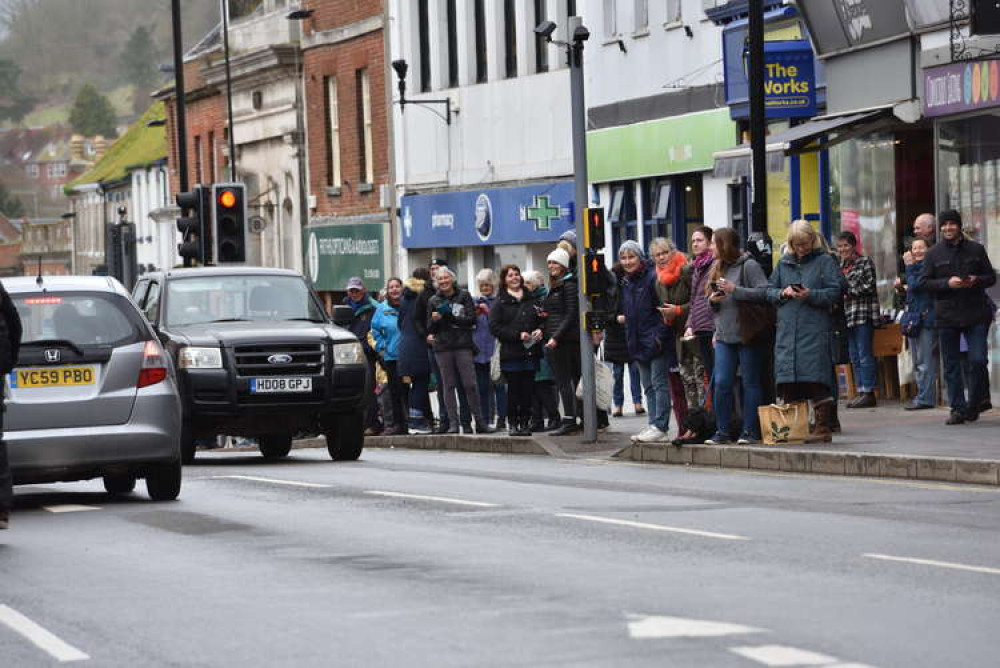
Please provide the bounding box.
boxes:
[430,348,470,427]
[408,372,433,423]
[1,408,10,514]
[548,345,581,421]
[505,370,536,425]
[383,361,407,429]
[940,323,990,415]
[474,362,508,424]
[696,331,715,401]
[532,380,560,424]
[364,359,381,430]
[435,349,484,427]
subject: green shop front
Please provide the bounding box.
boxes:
[586,108,738,257]
[304,222,387,311]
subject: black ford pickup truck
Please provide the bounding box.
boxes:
[131,267,369,463]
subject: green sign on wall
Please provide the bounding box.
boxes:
[586,108,737,183]
[304,223,385,292]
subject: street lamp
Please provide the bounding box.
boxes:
[536,16,597,443]
[287,8,314,270]
[391,58,455,125]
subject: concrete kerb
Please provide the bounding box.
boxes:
[611,443,1000,486]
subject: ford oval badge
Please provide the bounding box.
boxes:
[268,353,293,364]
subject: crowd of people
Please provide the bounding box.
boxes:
[346,208,996,443]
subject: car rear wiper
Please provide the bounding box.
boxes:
[22,339,85,356]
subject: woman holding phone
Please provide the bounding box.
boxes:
[736,220,843,441]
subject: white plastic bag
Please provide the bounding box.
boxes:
[575,344,613,411]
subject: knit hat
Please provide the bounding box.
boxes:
[938,209,962,227]
[559,229,577,247]
[617,239,645,260]
[547,247,571,270]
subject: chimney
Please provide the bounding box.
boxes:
[70,134,85,161]
[93,135,107,162]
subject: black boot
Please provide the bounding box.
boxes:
[551,419,581,436]
[520,417,533,436]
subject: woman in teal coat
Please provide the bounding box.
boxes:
[737,221,843,439]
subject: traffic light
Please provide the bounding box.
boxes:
[583,249,607,299]
[583,207,605,250]
[176,185,206,266]
[213,182,247,263]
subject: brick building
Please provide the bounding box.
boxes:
[299,0,391,304]
[0,215,22,277]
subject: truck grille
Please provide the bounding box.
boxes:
[233,343,325,377]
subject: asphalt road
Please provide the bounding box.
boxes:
[2,448,999,667]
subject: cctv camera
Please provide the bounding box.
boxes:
[534,20,557,40]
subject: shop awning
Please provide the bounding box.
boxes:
[712,107,895,178]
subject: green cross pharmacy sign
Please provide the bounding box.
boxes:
[525,195,561,232]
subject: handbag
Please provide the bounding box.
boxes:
[737,262,776,345]
[897,338,915,386]
[575,343,613,411]
[900,310,924,338]
[758,401,810,445]
[490,342,503,383]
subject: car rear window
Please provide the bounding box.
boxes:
[14,292,148,347]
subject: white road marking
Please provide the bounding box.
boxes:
[863,553,1000,576]
[626,614,763,639]
[0,605,89,662]
[42,505,100,513]
[203,475,332,489]
[555,513,749,541]
[364,490,499,507]
[729,644,838,666]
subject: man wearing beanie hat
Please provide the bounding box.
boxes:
[920,209,996,424]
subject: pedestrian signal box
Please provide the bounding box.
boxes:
[583,207,605,250]
[583,250,606,298]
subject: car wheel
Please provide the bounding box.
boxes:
[181,425,197,465]
[325,412,365,461]
[146,459,182,501]
[103,474,136,495]
[259,435,293,459]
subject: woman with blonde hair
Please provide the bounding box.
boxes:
[734,220,843,441]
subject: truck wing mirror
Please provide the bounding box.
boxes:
[331,305,353,327]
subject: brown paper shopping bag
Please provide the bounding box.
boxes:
[758,402,810,445]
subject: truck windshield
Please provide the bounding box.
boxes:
[164,275,327,327]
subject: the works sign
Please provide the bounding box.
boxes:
[761,41,817,118]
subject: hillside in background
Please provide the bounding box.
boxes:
[0,0,220,127]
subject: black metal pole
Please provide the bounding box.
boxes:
[747,0,767,235]
[171,0,189,194]
[222,0,237,180]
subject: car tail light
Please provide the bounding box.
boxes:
[138,340,168,388]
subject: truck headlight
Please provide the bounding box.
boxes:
[333,342,364,365]
[179,346,223,369]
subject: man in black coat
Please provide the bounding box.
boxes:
[0,280,23,530]
[919,210,997,424]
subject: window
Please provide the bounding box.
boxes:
[325,76,341,187]
[653,181,672,219]
[635,0,649,32]
[665,0,682,25]
[418,0,431,92]
[534,0,549,73]
[27,164,39,178]
[356,69,373,185]
[194,135,202,184]
[604,0,618,37]
[208,131,216,182]
[143,282,160,324]
[608,186,626,223]
[446,0,459,88]
[474,0,488,83]
[503,0,518,78]
[567,0,577,17]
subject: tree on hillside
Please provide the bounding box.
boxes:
[69,84,117,138]
[0,182,25,218]
[0,59,35,122]
[120,25,158,89]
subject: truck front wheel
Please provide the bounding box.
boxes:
[325,412,364,461]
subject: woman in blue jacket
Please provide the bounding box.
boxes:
[901,237,937,409]
[618,240,673,443]
[371,277,406,435]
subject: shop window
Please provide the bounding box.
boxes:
[680,175,704,251]
[446,0,459,88]
[418,0,431,92]
[608,183,637,253]
[534,0,549,73]
[642,179,669,250]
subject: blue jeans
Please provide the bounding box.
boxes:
[847,323,877,393]
[636,354,670,432]
[939,323,989,414]
[910,326,938,407]
[475,362,507,424]
[612,361,642,409]
[714,341,765,439]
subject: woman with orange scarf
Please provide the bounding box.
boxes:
[649,237,705,429]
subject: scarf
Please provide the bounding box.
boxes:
[655,252,687,286]
[693,250,713,270]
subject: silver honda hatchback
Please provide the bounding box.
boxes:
[4,276,182,500]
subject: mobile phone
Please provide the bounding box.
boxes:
[790,283,805,291]
[710,282,719,292]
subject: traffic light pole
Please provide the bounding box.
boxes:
[171,0,189,195]
[748,0,768,236]
[568,17,597,444]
